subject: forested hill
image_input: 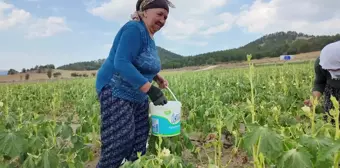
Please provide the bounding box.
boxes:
[162,31,340,69]
[57,31,340,70]
[57,59,105,71]
[56,46,183,70]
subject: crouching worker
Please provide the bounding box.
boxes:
[304,40,340,124]
[95,0,175,167]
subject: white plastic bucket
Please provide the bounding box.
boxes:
[150,87,181,137]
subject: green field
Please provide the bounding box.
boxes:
[1,57,340,168]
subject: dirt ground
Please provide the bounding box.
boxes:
[0,70,97,83]
[84,133,252,168]
[216,51,319,69]
[84,124,250,168]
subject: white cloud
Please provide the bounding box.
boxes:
[185,0,228,15]
[236,0,340,35]
[0,2,31,30]
[88,0,234,44]
[26,17,71,38]
[0,2,71,38]
[199,12,236,36]
[88,0,340,47]
[161,16,206,40]
[0,1,13,11]
[88,0,135,22]
[157,0,235,40]
[184,41,208,47]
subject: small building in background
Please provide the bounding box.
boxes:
[280,55,295,61]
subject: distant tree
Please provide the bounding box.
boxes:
[25,74,30,80]
[46,64,55,69]
[7,69,18,75]
[22,68,26,73]
[53,72,62,78]
[47,69,52,79]
[57,59,106,71]
[71,72,81,77]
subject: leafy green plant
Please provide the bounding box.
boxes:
[1,57,340,168]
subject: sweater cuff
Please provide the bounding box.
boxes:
[312,84,325,93]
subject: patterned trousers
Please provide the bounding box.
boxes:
[96,85,150,168]
[323,84,340,124]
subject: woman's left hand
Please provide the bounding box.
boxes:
[155,74,168,89]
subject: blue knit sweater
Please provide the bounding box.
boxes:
[95,20,161,103]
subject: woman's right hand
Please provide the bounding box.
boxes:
[146,85,167,106]
[304,99,312,107]
[304,91,322,107]
[140,82,167,105]
[140,82,152,93]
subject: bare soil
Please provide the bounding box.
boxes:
[0,70,97,83]
[216,51,319,69]
[84,131,252,168]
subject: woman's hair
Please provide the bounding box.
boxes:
[131,11,144,21]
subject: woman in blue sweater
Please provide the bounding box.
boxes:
[95,0,175,167]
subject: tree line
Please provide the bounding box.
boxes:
[162,31,340,69]
[7,64,56,75]
[54,47,184,71]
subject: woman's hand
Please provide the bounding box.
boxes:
[140,82,152,93]
[304,99,312,107]
[154,74,168,89]
[304,91,322,107]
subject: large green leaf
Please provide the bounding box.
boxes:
[56,122,73,139]
[299,135,332,159]
[71,135,86,152]
[4,114,16,130]
[28,135,44,153]
[0,163,13,168]
[242,124,284,160]
[22,154,37,168]
[316,140,340,165]
[224,112,238,132]
[278,147,313,168]
[0,130,27,158]
[37,149,59,168]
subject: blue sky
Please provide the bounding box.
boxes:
[0,0,339,71]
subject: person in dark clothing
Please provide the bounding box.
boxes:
[304,40,340,123]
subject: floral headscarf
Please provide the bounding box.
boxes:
[131,0,175,21]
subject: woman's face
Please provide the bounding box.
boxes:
[144,8,168,34]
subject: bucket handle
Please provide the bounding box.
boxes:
[166,86,178,102]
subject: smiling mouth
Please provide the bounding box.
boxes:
[156,22,163,28]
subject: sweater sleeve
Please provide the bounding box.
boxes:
[114,24,149,90]
[312,57,327,93]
